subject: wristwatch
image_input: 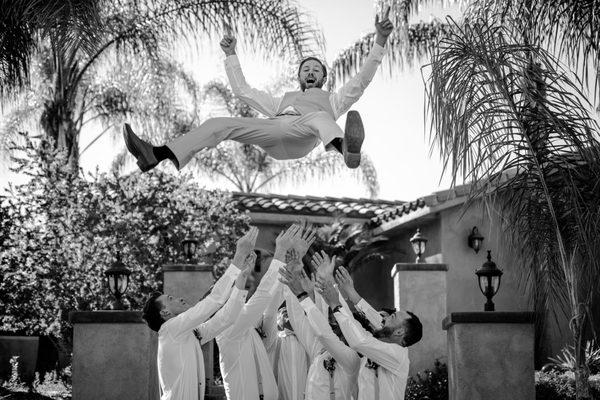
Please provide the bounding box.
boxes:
[296,291,308,300]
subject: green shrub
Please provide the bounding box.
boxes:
[0,138,250,348]
[405,359,448,400]
[535,371,600,400]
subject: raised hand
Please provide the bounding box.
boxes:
[220,27,237,56]
[311,251,336,281]
[292,222,316,259]
[335,266,361,304]
[375,6,393,45]
[278,264,304,297]
[315,275,341,309]
[274,224,301,262]
[232,226,259,269]
[299,270,316,301]
[235,252,256,289]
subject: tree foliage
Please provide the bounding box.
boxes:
[0,136,250,343]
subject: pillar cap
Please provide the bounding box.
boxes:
[162,263,213,272]
[69,311,144,323]
[391,263,447,277]
[442,312,534,330]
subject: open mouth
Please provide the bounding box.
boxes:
[306,77,316,84]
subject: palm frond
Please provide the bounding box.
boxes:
[329,20,449,89]
[465,0,600,105]
[0,0,102,94]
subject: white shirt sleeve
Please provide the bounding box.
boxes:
[334,310,408,376]
[162,263,241,340]
[355,298,384,331]
[197,286,247,344]
[330,43,386,119]
[225,259,284,339]
[224,55,282,117]
[286,291,321,360]
[261,284,284,351]
[300,298,361,376]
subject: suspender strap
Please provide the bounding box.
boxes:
[273,339,282,381]
[374,366,379,400]
[252,345,264,400]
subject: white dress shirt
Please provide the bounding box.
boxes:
[287,294,359,400]
[334,304,410,400]
[261,285,308,400]
[157,264,243,400]
[216,259,285,400]
[224,43,386,120]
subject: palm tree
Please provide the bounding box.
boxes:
[192,80,380,197]
[0,0,101,94]
[425,15,600,400]
[2,0,323,170]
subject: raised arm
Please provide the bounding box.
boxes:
[220,34,281,117]
[336,266,383,330]
[195,254,254,344]
[285,288,321,359]
[261,283,284,351]
[226,224,302,338]
[318,277,407,376]
[330,8,393,119]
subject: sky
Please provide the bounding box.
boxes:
[1,0,464,202]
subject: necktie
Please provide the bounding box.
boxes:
[366,359,380,400]
[323,357,337,400]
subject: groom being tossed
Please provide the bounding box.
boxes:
[123,8,394,171]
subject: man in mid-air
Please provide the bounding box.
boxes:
[123,8,393,172]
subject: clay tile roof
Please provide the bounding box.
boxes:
[232,192,404,220]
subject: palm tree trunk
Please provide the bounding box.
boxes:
[572,310,591,399]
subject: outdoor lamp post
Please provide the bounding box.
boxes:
[409,229,428,263]
[104,251,131,310]
[475,250,503,311]
[182,235,199,262]
[467,226,484,254]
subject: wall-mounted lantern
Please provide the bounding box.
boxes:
[467,226,484,254]
[409,229,428,263]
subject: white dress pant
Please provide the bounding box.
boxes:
[166,111,344,169]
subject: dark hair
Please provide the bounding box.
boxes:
[401,311,423,347]
[298,57,327,78]
[142,291,165,332]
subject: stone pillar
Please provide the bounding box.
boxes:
[443,312,535,400]
[391,263,447,375]
[70,311,158,400]
[162,263,216,390]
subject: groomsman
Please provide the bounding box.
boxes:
[318,266,423,400]
[280,266,360,400]
[216,224,315,400]
[142,227,259,400]
[261,277,309,400]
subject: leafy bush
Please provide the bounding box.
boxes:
[0,138,250,347]
[546,341,600,375]
[535,371,600,400]
[1,356,71,399]
[405,359,448,400]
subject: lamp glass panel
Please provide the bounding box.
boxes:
[491,276,500,294]
[108,275,117,294]
[117,274,129,294]
[472,238,481,252]
[189,242,197,257]
[419,241,426,254]
[478,275,487,295]
[412,242,421,255]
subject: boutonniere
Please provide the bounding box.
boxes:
[366,359,379,370]
[323,357,337,374]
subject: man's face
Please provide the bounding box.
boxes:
[382,309,411,331]
[245,273,258,298]
[157,294,190,319]
[298,59,326,91]
[277,306,293,331]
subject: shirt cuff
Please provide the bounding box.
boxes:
[224,54,240,67]
[224,263,242,279]
[370,43,386,59]
[300,297,317,313]
[230,286,248,301]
